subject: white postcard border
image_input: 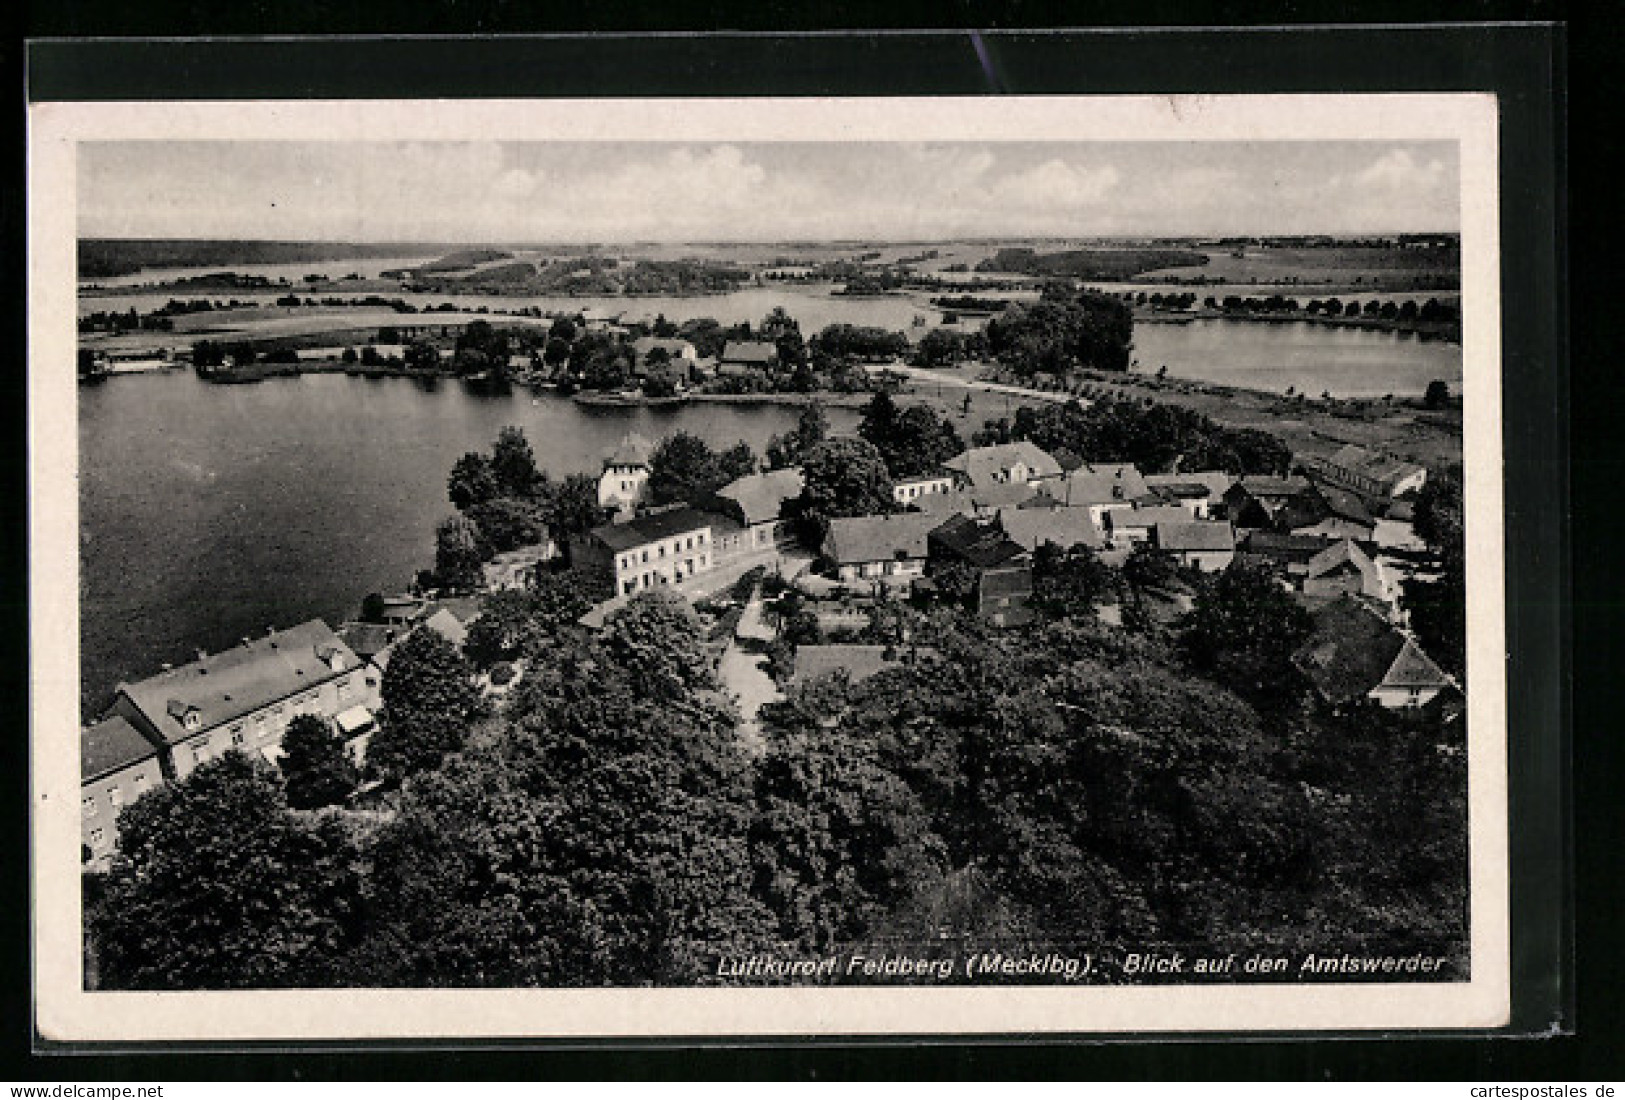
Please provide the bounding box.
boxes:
[29,93,1506,1040]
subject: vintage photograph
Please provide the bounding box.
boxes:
[31,95,1507,1038]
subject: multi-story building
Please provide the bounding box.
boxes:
[597,432,653,517]
[941,441,1064,493]
[573,507,719,597]
[80,715,162,868]
[1300,444,1428,499]
[107,619,366,782]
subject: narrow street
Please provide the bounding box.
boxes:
[716,585,783,758]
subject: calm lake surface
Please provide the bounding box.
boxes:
[78,371,848,713]
[1129,319,1461,399]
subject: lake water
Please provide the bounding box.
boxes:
[1128,319,1461,399]
[78,371,848,714]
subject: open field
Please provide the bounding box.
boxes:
[893,361,1462,471]
[1141,245,1460,290]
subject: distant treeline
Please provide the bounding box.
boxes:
[930,295,1012,313]
[78,239,451,279]
[976,247,1211,279]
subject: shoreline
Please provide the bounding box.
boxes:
[1132,308,1461,344]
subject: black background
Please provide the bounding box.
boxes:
[9,5,1600,1082]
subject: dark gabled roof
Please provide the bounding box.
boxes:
[714,467,804,526]
[968,480,1039,510]
[82,716,158,783]
[929,513,1030,569]
[1309,482,1376,526]
[720,340,778,364]
[337,621,402,661]
[1153,521,1236,553]
[1109,506,1194,531]
[1053,463,1149,506]
[1241,530,1334,564]
[1291,597,1406,703]
[631,336,695,358]
[998,506,1103,552]
[1325,443,1426,485]
[1382,638,1451,689]
[1233,475,1311,500]
[422,608,469,648]
[605,432,653,469]
[824,512,940,565]
[1147,480,1212,502]
[421,596,484,625]
[116,620,354,746]
[942,442,1063,488]
[1306,539,1380,589]
[587,507,718,552]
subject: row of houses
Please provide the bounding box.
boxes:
[82,599,481,868]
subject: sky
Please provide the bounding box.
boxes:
[78,140,1460,243]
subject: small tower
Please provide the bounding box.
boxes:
[598,431,653,518]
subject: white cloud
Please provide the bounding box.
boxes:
[992,160,1120,209]
[1354,149,1449,192]
[492,168,540,200]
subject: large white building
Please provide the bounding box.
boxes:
[573,507,721,597]
[106,619,369,783]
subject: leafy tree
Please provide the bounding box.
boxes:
[794,437,895,541]
[859,392,964,478]
[404,341,441,372]
[463,575,600,667]
[467,496,550,554]
[765,401,828,469]
[434,514,487,592]
[647,432,756,506]
[1031,541,1114,616]
[360,592,387,623]
[599,590,717,702]
[547,473,608,542]
[1404,465,1466,676]
[912,327,986,368]
[1424,379,1451,409]
[89,753,365,989]
[1181,564,1312,711]
[278,714,358,810]
[543,337,571,367]
[974,396,1289,476]
[369,626,481,780]
[490,426,541,498]
[357,592,771,986]
[643,364,680,399]
[447,452,500,511]
[582,350,632,391]
[984,288,1134,376]
[750,705,949,950]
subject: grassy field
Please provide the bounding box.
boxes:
[1142,245,1460,290]
[894,362,1462,472]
